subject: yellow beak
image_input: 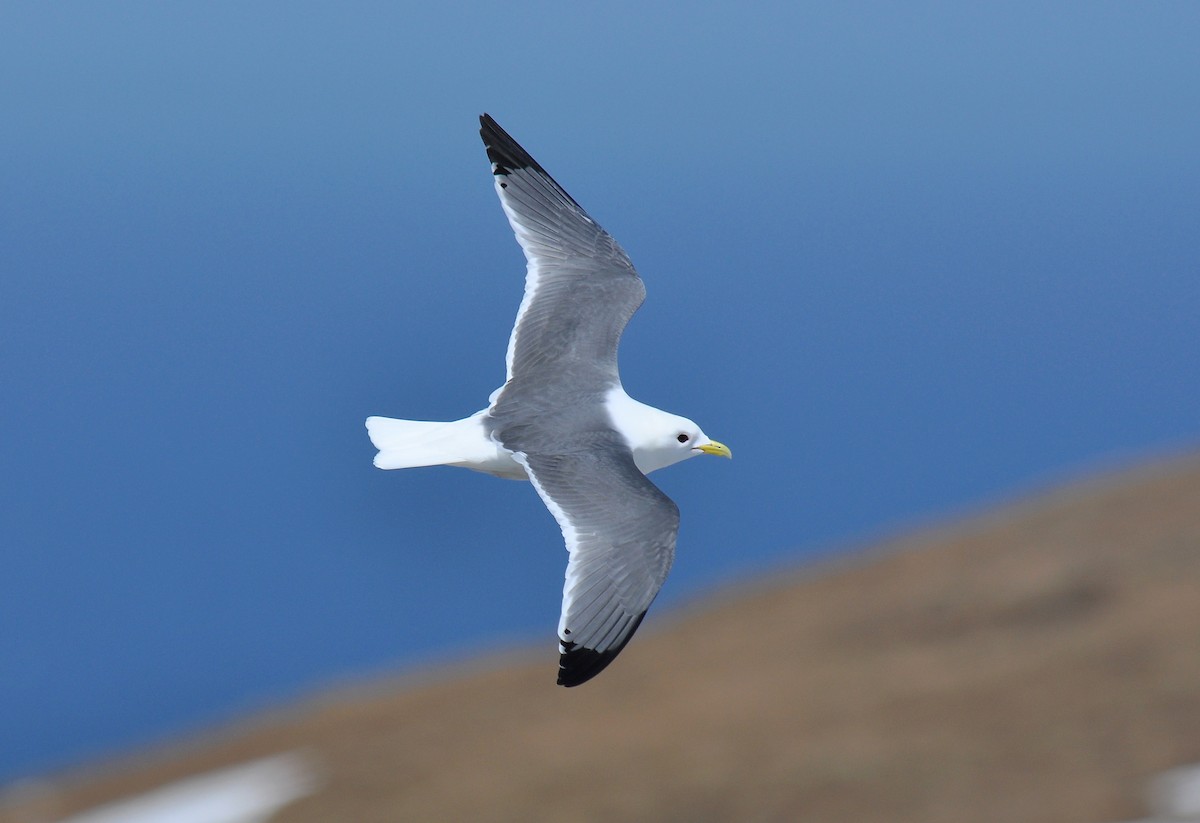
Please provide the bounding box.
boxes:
[696,440,732,459]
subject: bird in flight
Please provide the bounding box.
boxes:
[367,114,731,687]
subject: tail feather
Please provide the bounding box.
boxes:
[365,414,493,471]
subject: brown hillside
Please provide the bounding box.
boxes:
[7,452,1200,823]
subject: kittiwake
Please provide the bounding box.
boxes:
[366,114,731,687]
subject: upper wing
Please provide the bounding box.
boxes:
[515,445,679,687]
[479,114,645,390]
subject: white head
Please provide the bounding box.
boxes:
[605,390,732,476]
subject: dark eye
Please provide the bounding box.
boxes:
[677,433,690,443]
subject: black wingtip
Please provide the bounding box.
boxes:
[479,113,541,177]
[556,612,648,688]
[480,112,567,181]
[478,113,590,213]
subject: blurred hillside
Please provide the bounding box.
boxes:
[5,451,1200,823]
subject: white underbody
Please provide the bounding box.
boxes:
[367,385,704,480]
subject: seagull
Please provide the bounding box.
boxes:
[366,114,731,687]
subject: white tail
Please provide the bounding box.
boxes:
[365,413,507,472]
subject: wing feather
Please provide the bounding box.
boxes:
[514,446,679,687]
[479,114,644,389]
[478,116,679,687]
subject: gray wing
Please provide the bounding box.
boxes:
[516,441,680,687]
[479,114,645,391]
[479,116,675,686]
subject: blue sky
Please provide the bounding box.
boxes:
[3,2,1198,782]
